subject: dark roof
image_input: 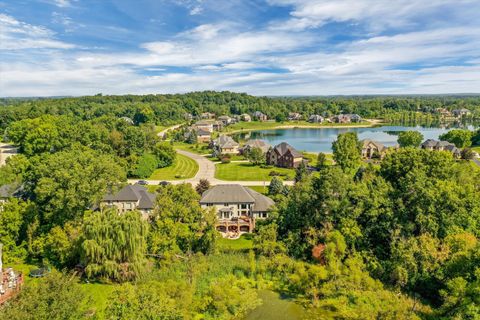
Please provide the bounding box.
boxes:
[103,185,156,209]
[200,184,275,212]
[214,135,239,148]
[196,128,211,136]
[244,139,271,152]
[245,188,275,212]
[272,142,302,158]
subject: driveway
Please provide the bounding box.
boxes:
[0,143,18,166]
[128,149,295,187]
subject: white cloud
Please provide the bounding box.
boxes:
[0,14,74,50]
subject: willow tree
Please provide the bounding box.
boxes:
[81,209,148,282]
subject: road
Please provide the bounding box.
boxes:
[128,149,295,187]
[157,124,183,138]
[0,143,18,166]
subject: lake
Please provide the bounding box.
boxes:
[238,125,477,153]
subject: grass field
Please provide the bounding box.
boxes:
[472,146,480,153]
[149,153,198,180]
[223,120,374,133]
[217,234,254,252]
[172,142,211,155]
[248,185,269,194]
[215,162,294,181]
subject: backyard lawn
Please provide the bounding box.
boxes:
[149,153,198,180]
[217,234,254,252]
[215,162,294,181]
[172,142,211,155]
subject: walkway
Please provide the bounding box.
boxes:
[128,149,295,187]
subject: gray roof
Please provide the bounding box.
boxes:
[200,184,274,212]
[421,139,455,148]
[362,139,386,151]
[244,139,271,152]
[103,185,156,209]
[214,135,239,148]
[196,128,211,136]
[272,142,302,158]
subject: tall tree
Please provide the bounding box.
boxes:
[195,179,211,195]
[439,129,473,148]
[332,132,362,173]
[245,147,264,165]
[397,130,424,148]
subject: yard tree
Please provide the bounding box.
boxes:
[195,178,211,195]
[134,152,158,178]
[245,147,264,165]
[460,148,475,160]
[0,199,32,262]
[24,148,126,227]
[152,142,176,168]
[332,132,362,173]
[268,176,284,195]
[439,129,473,148]
[294,161,308,182]
[81,209,148,282]
[397,130,423,148]
[316,152,327,170]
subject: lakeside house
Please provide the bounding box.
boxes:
[212,135,240,154]
[452,108,471,118]
[266,142,304,168]
[240,113,252,122]
[361,139,387,159]
[288,112,303,121]
[218,115,232,126]
[200,184,275,234]
[435,108,452,117]
[253,111,268,121]
[100,184,156,219]
[194,120,214,133]
[331,114,362,123]
[241,139,271,154]
[421,139,461,158]
[308,114,324,123]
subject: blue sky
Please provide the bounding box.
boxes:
[1,0,479,96]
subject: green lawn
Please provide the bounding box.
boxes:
[302,152,334,167]
[471,146,480,153]
[81,282,116,319]
[223,120,373,133]
[149,153,198,180]
[215,162,294,181]
[217,234,254,252]
[172,142,212,155]
[248,185,269,194]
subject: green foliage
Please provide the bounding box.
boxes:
[398,130,424,148]
[245,147,264,165]
[44,222,82,268]
[268,176,284,196]
[332,132,362,173]
[152,142,176,168]
[0,199,31,262]
[195,178,211,195]
[0,271,87,320]
[134,152,158,178]
[81,209,148,282]
[439,129,473,148]
[316,152,327,170]
[294,161,308,182]
[253,223,285,257]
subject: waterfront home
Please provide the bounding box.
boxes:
[288,112,303,121]
[452,108,471,118]
[331,114,362,123]
[212,135,240,154]
[200,184,275,234]
[361,139,387,159]
[100,184,156,218]
[241,139,271,154]
[421,139,461,158]
[266,142,304,168]
[240,113,252,122]
[308,114,324,123]
[435,108,452,117]
[253,111,268,121]
[218,115,232,126]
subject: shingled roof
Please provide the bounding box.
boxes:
[214,135,239,148]
[103,185,156,209]
[243,139,271,153]
[272,142,302,158]
[200,184,275,212]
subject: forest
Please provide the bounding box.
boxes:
[0,92,479,319]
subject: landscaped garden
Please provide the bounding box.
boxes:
[215,162,294,181]
[149,153,198,180]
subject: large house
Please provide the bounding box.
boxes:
[331,114,362,123]
[200,184,275,233]
[212,135,240,154]
[241,139,271,154]
[100,184,156,218]
[452,108,471,118]
[240,114,252,122]
[217,115,232,126]
[266,142,303,168]
[361,139,387,159]
[194,120,214,133]
[308,114,324,123]
[200,112,216,119]
[288,112,302,121]
[421,139,461,158]
[253,111,268,121]
[195,128,211,143]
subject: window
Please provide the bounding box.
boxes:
[241,204,248,209]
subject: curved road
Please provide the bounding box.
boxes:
[128,149,295,187]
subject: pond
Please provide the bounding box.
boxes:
[238,125,478,153]
[244,290,307,320]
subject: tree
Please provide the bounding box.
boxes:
[268,176,284,195]
[0,199,31,262]
[294,161,308,182]
[397,130,423,148]
[316,152,327,170]
[195,178,210,195]
[0,271,87,320]
[186,130,197,144]
[134,152,158,178]
[439,129,473,148]
[253,223,285,256]
[332,132,362,173]
[152,143,176,168]
[460,148,475,160]
[245,147,264,165]
[81,209,148,282]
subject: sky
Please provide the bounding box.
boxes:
[0,0,480,97]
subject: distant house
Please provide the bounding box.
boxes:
[288,112,302,121]
[361,139,387,159]
[212,121,223,131]
[241,139,271,154]
[200,184,275,233]
[194,120,214,133]
[266,142,304,168]
[100,184,156,218]
[253,111,268,121]
[200,112,216,119]
[436,108,452,117]
[212,135,240,154]
[240,114,252,122]
[421,139,461,158]
[331,114,362,123]
[195,128,211,143]
[452,108,471,118]
[218,115,232,126]
[308,115,324,123]
[184,113,194,121]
